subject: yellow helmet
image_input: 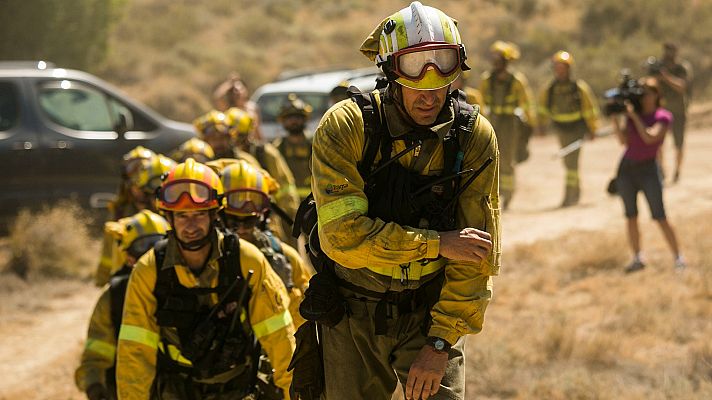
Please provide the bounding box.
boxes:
[157,158,223,212]
[224,107,254,140]
[193,110,230,140]
[220,159,276,217]
[122,145,156,179]
[171,138,215,163]
[110,210,170,259]
[552,50,574,66]
[278,93,313,120]
[490,40,521,61]
[360,1,468,90]
[131,154,176,194]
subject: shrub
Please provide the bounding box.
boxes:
[7,201,99,280]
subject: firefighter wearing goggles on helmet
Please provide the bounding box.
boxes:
[76,210,170,400]
[96,151,176,287]
[296,3,500,399]
[225,106,301,247]
[539,50,600,207]
[115,158,296,400]
[273,94,314,201]
[480,40,538,210]
[215,159,312,329]
[108,146,157,221]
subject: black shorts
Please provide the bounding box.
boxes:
[616,158,666,220]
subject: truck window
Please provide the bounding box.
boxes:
[107,96,158,132]
[0,81,19,131]
[38,80,115,134]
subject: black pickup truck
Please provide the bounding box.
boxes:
[0,62,194,218]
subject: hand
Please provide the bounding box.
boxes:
[405,345,449,400]
[86,383,109,400]
[438,228,492,263]
[624,100,636,117]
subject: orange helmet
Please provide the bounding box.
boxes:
[220,160,277,217]
[157,158,223,212]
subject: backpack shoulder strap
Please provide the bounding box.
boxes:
[348,87,384,178]
[152,238,173,307]
[109,265,132,338]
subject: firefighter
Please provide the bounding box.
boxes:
[538,50,600,207]
[96,153,176,287]
[292,3,500,399]
[480,40,537,210]
[170,138,215,163]
[115,158,295,399]
[216,159,311,328]
[225,107,301,246]
[273,94,314,201]
[76,210,170,400]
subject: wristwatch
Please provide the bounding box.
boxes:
[426,336,451,352]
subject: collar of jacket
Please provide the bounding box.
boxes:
[161,229,222,271]
[381,87,455,140]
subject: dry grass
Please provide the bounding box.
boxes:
[467,210,712,399]
[5,200,100,280]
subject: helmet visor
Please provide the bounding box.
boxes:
[126,234,164,259]
[225,189,270,216]
[394,45,461,81]
[160,180,215,206]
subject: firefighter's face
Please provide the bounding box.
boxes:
[172,210,211,244]
[553,62,569,81]
[400,84,449,126]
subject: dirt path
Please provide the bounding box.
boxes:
[0,124,710,399]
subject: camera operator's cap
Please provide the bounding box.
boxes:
[490,41,520,61]
[552,50,574,66]
[360,1,469,90]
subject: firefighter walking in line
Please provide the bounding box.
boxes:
[76,210,170,400]
[225,107,301,245]
[480,40,537,210]
[214,159,312,328]
[116,158,295,399]
[170,138,215,163]
[538,50,600,207]
[96,152,176,287]
[294,2,500,399]
[273,94,314,201]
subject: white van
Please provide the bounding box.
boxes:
[251,67,383,141]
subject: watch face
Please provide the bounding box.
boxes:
[434,339,445,351]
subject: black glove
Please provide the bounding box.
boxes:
[86,383,110,400]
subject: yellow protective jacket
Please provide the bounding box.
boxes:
[538,78,600,134]
[480,70,538,128]
[311,89,501,346]
[116,231,295,400]
[95,221,130,287]
[75,287,117,392]
[248,142,300,219]
[273,135,313,200]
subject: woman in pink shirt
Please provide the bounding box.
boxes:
[611,77,685,273]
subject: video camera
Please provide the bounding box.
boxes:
[603,70,644,116]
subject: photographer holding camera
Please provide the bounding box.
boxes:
[609,76,686,273]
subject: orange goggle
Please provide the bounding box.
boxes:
[159,180,219,208]
[392,44,463,81]
[224,189,269,216]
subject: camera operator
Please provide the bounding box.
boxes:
[610,77,686,273]
[650,43,691,182]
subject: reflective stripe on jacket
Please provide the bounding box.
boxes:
[480,70,538,128]
[311,89,501,346]
[116,232,295,400]
[75,288,116,392]
[539,79,600,133]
